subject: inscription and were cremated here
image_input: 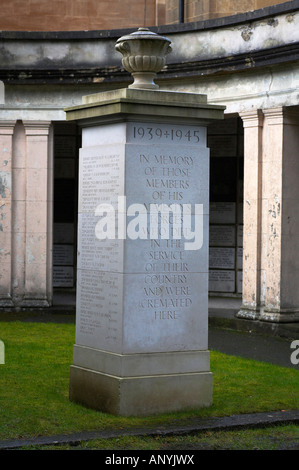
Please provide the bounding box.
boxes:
[76,121,210,353]
[123,271,208,353]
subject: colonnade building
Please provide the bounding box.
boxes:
[0,0,298,324]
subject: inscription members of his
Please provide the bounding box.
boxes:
[132,125,202,322]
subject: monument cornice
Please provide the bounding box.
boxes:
[65,88,225,127]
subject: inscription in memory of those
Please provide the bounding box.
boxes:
[128,123,206,325]
[77,123,208,349]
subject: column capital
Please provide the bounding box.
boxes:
[0,120,16,135]
[263,106,299,125]
[263,107,285,125]
[239,109,263,128]
[23,120,51,136]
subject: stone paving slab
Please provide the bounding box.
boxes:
[209,327,299,369]
[209,314,299,341]
[0,410,298,449]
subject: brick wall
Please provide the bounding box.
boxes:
[0,0,156,31]
[0,0,288,31]
[165,0,289,24]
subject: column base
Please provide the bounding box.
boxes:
[259,310,299,323]
[69,346,213,416]
[0,298,51,309]
[0,297,14,308]
[236,306,299,323]
[21,298,51,308]
[236,308,260,321]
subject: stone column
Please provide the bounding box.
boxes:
[22,121,53,307]
[11,121,26,306]
[260,107,299,322]
[238,107,299,323]
[237,110,263,320]
[0,121,16,307]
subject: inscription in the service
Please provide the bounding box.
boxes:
[132,128,203,322]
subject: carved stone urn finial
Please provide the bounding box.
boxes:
[115,27,172,90]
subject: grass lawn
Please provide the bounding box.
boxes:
[0,320,298,442]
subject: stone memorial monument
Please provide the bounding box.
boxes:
[66,28,225,416]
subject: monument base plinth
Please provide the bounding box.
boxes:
[70,366,213,417]
[69,346,213,416]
